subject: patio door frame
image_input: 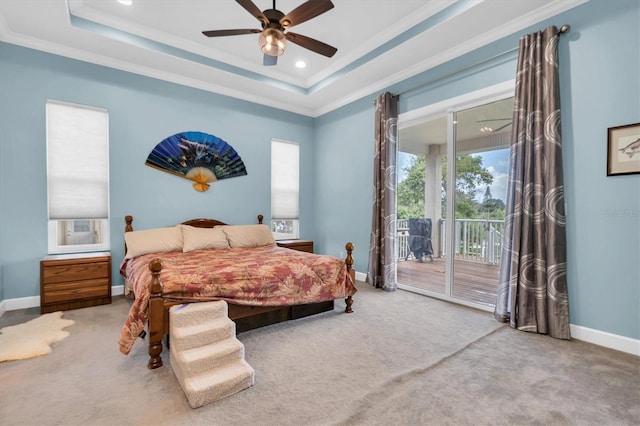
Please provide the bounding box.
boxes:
[397,80,515,312]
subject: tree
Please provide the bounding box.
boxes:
[483,186,493,203]
[480,185,506,219]
[397,156,426,219]
[442,155,494,219]
[442,155,493,200]
[397,153,495,220]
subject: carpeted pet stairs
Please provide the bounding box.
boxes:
[0,311,74,362]
[170,301,255,409]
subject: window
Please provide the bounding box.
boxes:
[271,139,299,240]
[46,100,110,254]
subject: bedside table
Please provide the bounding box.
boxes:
[277,239,314,253]
[40,252,112,314]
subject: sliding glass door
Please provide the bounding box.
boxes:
[396,84,513,310]
[397,115,447,295]
[451,98,511,307]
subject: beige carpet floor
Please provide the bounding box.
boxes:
[0,282,638,425]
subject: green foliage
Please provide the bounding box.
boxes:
[397,156,426,219]
[479,195,506,220]
[397,153,505,220]
[442,155,493,199]
[454,198,477,219]
[398,204,425,220]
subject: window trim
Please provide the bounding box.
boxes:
[47,219,110,254]
[271,138,300,240]
[46,99,110,254]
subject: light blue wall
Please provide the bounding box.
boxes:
[0,42,314,300]
[559,0,639,340]
[314,98,374,262]
[315,0,639,340]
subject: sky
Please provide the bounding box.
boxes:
[476,148,509,202]
[397,148,510,203]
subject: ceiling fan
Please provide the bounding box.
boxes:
[202,0,337,66]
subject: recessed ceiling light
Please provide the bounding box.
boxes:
[295,60,306,69]
[118,0,132,5]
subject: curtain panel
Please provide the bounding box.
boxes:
[494,26,570,339]
[367,92,398,291]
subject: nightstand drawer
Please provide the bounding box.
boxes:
[42,278,110,304]
[41,262,110,284]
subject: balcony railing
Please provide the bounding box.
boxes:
[397,218,504,264]
[396,219,412,261]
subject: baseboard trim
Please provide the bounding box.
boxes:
[0,285,125,318]
[1,295,40,313]
[355,271,367,282]
[570,324,639,356]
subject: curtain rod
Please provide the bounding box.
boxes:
[375,24,571,103]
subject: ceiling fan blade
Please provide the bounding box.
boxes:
[280,0,334,28]
[263,54,278,66]
[285,32,337,57]
[493,122,512,132]
[236,0,268,25]
[202,29,261,37]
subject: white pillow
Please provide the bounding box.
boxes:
[179,225,230,253]
[124,226,183,259]
[221,224,276,248]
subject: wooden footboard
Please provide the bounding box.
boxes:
[145,242,356,370]
[124,214,355,369]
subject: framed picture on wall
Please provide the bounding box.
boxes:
[607,122,640,176]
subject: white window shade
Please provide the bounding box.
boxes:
[271,140,299,219]
[47,101,109,220]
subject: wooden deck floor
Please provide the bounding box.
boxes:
[397,257,499,307]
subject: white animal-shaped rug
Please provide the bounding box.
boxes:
[0,311,74,362]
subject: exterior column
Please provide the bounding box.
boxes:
[423,144,443,257]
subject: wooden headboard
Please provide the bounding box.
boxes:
[124,214,265,254]
[125,214,264,231]
[179,215,263,228]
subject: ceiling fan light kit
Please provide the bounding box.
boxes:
[202,0,337,66]
[260,28,286,56]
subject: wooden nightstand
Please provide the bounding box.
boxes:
[40,252,112,314]
[277,239,314,253]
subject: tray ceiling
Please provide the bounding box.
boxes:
[0,0,586,117]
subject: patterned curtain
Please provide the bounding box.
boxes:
[494,26,570,339]
[367,92,399,291]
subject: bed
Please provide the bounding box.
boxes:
[118,215,357,369]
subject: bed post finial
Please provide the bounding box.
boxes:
[125,215,133,233]
[344,242,355,313]
[257,214,264,224]
[124,216,134,256]
[345,242,354,271]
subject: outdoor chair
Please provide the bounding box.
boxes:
[406,218,434,262]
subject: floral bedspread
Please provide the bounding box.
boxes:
[118,245,356,354]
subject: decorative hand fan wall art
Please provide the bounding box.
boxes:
[145,131,247,192]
